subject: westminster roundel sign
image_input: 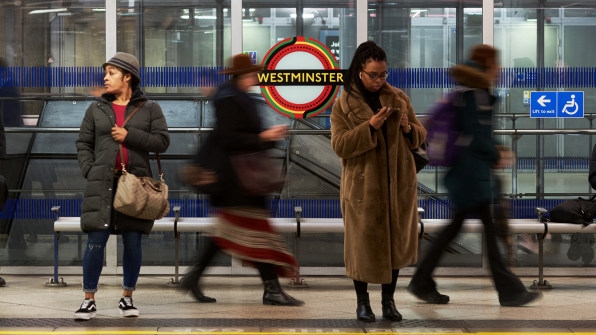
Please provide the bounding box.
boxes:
[259,36,343,119]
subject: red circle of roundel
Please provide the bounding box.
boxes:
[260,36,340,119]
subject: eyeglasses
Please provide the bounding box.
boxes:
[362,70,389,81]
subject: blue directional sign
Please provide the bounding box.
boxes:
[530,91,557,118]
[530,91,584,118]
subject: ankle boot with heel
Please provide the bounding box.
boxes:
[381,293,402,321]
[356,292,375,322]
[178,239,218,303]
[262,279,304,306]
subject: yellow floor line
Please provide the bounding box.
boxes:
[2,332,596,335]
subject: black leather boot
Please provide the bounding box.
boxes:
[179,272,217,303]
[381,293,402,321]
[356,292,375,322]
[262,279,304,306]
[178,239,218,303]
[187,282,217,303]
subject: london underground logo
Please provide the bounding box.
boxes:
[259,36,344,119]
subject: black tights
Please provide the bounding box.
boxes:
[254,262,277,282]
[353,269,399,297]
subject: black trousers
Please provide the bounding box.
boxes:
[411,203,527,302]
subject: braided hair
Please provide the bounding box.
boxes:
[344,41,387,99]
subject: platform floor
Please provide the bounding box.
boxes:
[0,274,595,334]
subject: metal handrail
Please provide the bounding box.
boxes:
[6,127,596,136]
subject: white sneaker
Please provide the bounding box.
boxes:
[119,296,139,317]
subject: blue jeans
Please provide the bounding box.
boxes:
[82,228,143,293]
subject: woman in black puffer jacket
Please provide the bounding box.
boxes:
[74,52,169,320]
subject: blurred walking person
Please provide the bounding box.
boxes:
[408,44,542,307]
[178,54,303,307]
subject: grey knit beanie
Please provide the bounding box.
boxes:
[103,52,141,85]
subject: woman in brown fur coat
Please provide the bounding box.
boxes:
[330,41,426,322]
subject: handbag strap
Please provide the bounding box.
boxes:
[117,102,163,182]
[575,195,596,225]
[121,101,145,127]
[118,101,145,172]
[578,193,596,215]
[578,193,596,209]
[155,152,164,181]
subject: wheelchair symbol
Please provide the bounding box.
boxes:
[561,94,579,115]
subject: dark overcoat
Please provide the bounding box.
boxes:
[330,83,426,284]
[444,63,499,209]
[206,80,274,210]
[0,76,22,158]
[76,89,170,233]
[588,144,596,190]
[0,108,4,159]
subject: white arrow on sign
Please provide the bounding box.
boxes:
[537,95,551,107]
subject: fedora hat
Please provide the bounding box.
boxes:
[221,54,262,75]
[103,52,141,85]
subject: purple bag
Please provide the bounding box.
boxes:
[424,89,475,167]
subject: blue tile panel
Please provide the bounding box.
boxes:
[0,197,581,221]
[1,67,594,88]
[420,157,588,171]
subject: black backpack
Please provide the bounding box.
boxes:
[549,194,596,226]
